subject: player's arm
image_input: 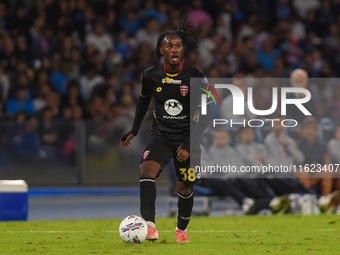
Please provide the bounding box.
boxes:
[121,71,152,148]
[120,95,151,148]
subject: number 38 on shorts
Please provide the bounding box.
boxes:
[179,168,200,182]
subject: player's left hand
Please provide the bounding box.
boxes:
[177,145,189,162]
[120,133,135,148]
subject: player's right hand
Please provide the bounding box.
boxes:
[120,132,135,148]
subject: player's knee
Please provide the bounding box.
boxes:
[140,162,161,179]
[177,183,193,196]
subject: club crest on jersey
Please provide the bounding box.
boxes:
[143,150,150,159]
[162,77,181,84]
[180,85,188,96]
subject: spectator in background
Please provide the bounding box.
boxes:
[286,68,317,122]
[199,128,256,214]
[85,19,113,57]
[79,64,105,101]
[31,69,50,96]
[72,105,84,121]
[136,18,159,49]
[75,6,96,40]
[293,0,319,19]
[13,34,29,64]
[298,117,336,213]
[33,82,52,113]
[6,2,30,34]
[104,49,122,73]
[11,115,43,162]
[263,115,311,196]
[90,50,109,77]
[1,35,17,72]
[157,2,169,24]
[9,70,31,99]
[265,115,304,168]
[200,128,289,214]
[219,76,255,122]
[61,80,87,116]
[276,0,291,20]
[59,105,75,160]
[327,125,340,213]
[106,8,120,36]
[196,23,217,69]
[203,128,245,172]
[137,0,159,26]
[52,36,74,71]
[6,87,35,117]
[0,64,10,101]
[327,86,340,120]
[50,58,71,96]
[314,0,334,37]
[38,106,59,148]
[69,47,82,79]
[114,31,136,61]
[235,126,267,168]
[120,9,139,37]
[188,0,213,29]
[44,92,60,117]
[256,37,281,72]
[87,96,107,121]
[29,16,50,62]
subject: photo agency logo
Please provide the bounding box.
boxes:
[198,78,312,128]
[198,78,223,113]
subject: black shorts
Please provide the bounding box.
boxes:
[140,135,201,184]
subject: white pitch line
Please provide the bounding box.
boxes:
[0,229,337,234]
[316,229,337,232]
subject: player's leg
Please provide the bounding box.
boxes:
[173,144,200,242]
[236,178,276,199]
[140,161,162,241]
[175,180,193,242]
[139,138,173,241]
[264,178,310,196]
[176,180,194,229]
[140,161,162,224]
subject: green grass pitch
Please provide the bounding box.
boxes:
[0,215,339,254]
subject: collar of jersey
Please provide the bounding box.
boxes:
[163,60,184,77]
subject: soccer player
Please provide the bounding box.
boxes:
[120,14,209,242]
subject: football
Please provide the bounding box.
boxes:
[118,215,149,243]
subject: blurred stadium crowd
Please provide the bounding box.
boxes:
[0,0,340,121]
[0,0,340,201]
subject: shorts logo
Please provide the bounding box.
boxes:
[156,87,162,92]
[143,150,150,159]
[180,85,188,96]
[164,99,183,116]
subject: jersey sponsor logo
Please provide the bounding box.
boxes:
[143,150,150,159]
[164,99,183,116]
[156,87,162,92]
[162,77,182,84]
[163,115,187,120]
[180,85,188,96]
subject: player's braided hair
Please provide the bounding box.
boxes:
[153,13,200,64]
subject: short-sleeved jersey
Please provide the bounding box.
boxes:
[141,62,206,141]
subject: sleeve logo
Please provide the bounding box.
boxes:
[143,150,150,159]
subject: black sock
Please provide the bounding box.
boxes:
[140,178,156,223]
[177,191,194,230]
